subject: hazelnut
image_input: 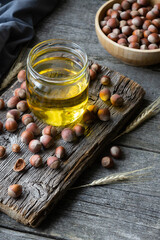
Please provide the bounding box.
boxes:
[120,11,131,20]
[107,33,119,42]
[107,8,113,16]
[12,144,20,153]
[100,20,107,27]
[127,19,133,26]
[137,0,148,6]
[99,88,111,101]
[61,128,76,142]
[119,20,127,28]
[0,146,6,158]
[148,33,159,43]
[152,19,160,29]
[29,139,42,153]
[0,98,5,110]
[83,109,95,124]
[101,156,114,168]
[42,125,57,137]
[110,146,122,159]
[7,96,19,108]
[138,7,148,16]
[154,3,160,11]
[148,24,158,33]
[107,18,119,28]
[141,38,149,46]
[16,100,28,112]
[29,155,42,167]
[121,0,131,10]
[13,158,26,172]
[130,10,140,18]
[89,69,97,81]
[152,7,159,17]
[8,184,22,198]
[122,26,132,36]
[102,25,111,35]
[26,122,41,136]
[97,108,110,121]
[132,16,143,27]
[112,28,120,35]
[130,24,138,31]
[14,88,26,99]
[146,11,156,20]
[132,3,141,11]
[133,29,144,38]
[113,3,122,11]
[6,109,20,121]
[47,156,60,169]
[100,75,111,86]
[111,10,120,19]
[20,81,27,90]
[140,44,148,49]
[129,42,140,48]
[55,146,66,159]
[0,121,3,132]
[110,94,124,107]
[144,30,151,38]
[22,114,34,125]
[148,43,158,49]
[40,135,53,148]
[17,70,26,82]
[91,63,101,73]
[87,105,99,115]
[73,123,85,137]
[21,130,34,144]
[128,35,139,43]
[142,20,151,30]
[118,33,127,39]
[5,118,18,132]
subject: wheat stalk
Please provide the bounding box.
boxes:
[71,166,152,189]
[113,97,160,141]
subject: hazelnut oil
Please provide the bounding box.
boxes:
[27,42,89,126]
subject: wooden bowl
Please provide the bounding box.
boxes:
[95,0,160,66]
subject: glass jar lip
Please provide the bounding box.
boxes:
[27,39,88,84]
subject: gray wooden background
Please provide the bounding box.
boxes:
[0,0,160,239]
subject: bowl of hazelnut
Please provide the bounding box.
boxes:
[95,0,160,66]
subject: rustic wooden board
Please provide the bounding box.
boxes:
[0,65,145,227]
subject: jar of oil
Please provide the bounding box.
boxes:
[26,39,90,126]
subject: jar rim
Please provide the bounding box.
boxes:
[27,39,88,84]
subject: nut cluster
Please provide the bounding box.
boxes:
[101,1,160,49]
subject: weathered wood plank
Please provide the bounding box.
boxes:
[0,146,159,240]
[0,64,144,227]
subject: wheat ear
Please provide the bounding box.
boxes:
[113,97,160,141]
[71,166,152,189]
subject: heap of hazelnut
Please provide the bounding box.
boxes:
[100,0,160,49]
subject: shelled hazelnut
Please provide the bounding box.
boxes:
[100,0,160,50]
[8,184,22,198]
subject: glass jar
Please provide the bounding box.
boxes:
[26,39,90,126]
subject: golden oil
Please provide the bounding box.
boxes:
[27,40,89,126]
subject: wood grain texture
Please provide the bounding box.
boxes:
[0,65,144,227]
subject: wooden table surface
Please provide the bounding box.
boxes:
[0,0,160,239]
